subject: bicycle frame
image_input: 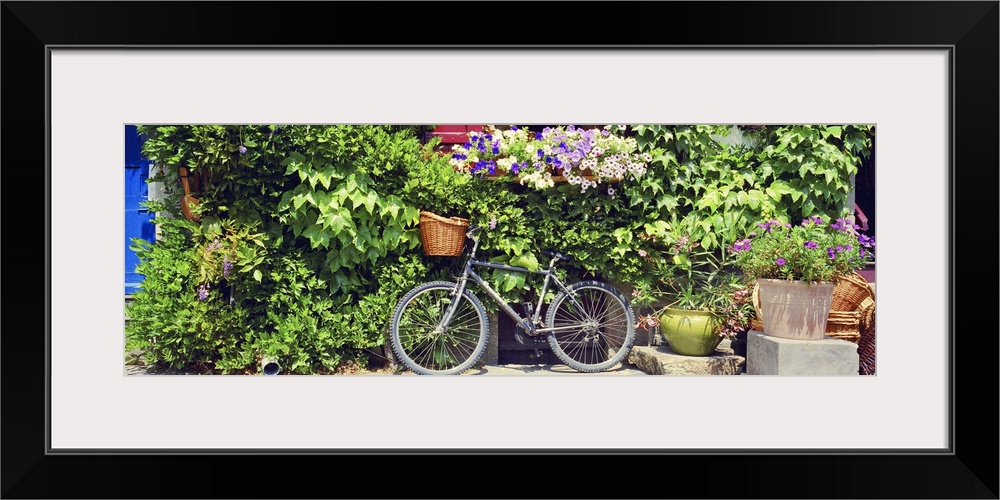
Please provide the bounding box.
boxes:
[439,231,592,336]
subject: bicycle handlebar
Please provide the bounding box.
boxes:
[466,226,481,238]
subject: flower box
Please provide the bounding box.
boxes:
[447,125,648,191]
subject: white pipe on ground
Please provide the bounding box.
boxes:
[262,358,280,375]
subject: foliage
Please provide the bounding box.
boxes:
[125,214,255,373]
[127,123,875,372]
[629,228,756,340]
[629,124,874,252]
[276,126,426,294]
[731,216,876,283]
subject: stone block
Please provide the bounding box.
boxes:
[480,311,500,365]
[627,339,745,375]
[746,331,858,375]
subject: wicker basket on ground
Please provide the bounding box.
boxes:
[418,211,469,256]
[857,303,876,375]
[750,271,875,344]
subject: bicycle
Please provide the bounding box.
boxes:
[389,225,635,375]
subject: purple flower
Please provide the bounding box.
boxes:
[223,257,232,278]
[749,231,757,237]
[238,145,247,155]
[776,258,786,266]
[836,246,845,253]
[197,283,209,301]
[607,187,615,197]
[637,249,647,257]
[535,132,543,140]
[784,223,792,228]
[845,245,852,251]
[537,149,544,157]
[859,248,867,257]
[804,241,818,249]
[601,129,610,136]
[831,217,858,232]
[510,126,518,131]
[828,248,837,259]
[567,125,576,132]
[730,238,753,253]
[510,163,520,174]
[488,215,497,230]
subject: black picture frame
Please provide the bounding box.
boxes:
[3,2,997,498]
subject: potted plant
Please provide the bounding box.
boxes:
[447,125,652,193]
[633,234,757,356]
[730,216,875,340]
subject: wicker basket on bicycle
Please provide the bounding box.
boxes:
[749,271,874,343]
[419,211,469,256]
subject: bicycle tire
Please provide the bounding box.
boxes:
[545,280,635,372]
[390,281,489,375]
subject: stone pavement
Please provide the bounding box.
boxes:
[125,344,745,376]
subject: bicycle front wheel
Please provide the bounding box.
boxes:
[390,281,489,375]
[546,280,635,372]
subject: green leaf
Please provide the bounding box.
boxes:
[402,206,420,225]
[771,180,791,195]
[510,253,539,272]
[302,225,330,249]
[500,272,526,293]
[362,192,378,215]
[253,270,262,282]
[643,220,670,239]
[801,199,816,216]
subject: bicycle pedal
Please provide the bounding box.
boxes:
[532,347,543,359]
[521,302,533,317]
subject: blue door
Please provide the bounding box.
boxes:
[125,125,156,295]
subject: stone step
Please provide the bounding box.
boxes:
[626,338,746,375]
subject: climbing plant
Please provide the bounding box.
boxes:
[126,124,874,374]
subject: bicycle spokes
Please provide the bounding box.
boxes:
[549,285,631,368]
[394,287,485,372]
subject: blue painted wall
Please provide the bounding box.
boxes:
[125,125,156,295]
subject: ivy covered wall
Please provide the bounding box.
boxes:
[125,124,873,374]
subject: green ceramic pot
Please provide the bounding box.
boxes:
[659,308,723,356]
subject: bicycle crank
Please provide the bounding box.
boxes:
[514,325,548,359]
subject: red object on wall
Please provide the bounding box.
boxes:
[424,125,483,153]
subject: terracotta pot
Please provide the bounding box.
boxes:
[659,308,722,356]
[756,279,835,340]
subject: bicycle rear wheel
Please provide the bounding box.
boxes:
[390,281,489,375]
[545,280,635,372]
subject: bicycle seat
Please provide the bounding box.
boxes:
[541,250,573,262]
